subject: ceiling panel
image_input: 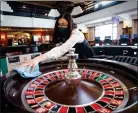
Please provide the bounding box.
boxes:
[6,1,97,16]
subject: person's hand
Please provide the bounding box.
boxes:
[19,54,48,73]
[19,57,40,73]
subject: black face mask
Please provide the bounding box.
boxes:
[58,27,69,42]
[58,27,68,35]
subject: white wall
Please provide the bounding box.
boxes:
[33,18,55,28]
[77,24,88,33]
[1,15,33,27]
[0,14,3,22]
[131,14,137,19]
[86,17,113,27]
[1,15,56,28]
[1,15,88,32]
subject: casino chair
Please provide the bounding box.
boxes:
[132,34,138,46]
[104,39,112,45]
[103,36,112,45]
[94,37,102,46]
[119,35,130,45]
[94,40,101,46]
[119,38,130,45]
[31,46,38,52]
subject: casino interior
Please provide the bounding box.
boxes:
[0,1,138,113]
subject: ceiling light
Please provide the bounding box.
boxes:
[94,1,114,9]
[101,1,113,6]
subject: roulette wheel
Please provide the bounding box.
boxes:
[2,49,138,113]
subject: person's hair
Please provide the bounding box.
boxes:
[53,13,75,43]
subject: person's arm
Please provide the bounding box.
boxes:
[35,30,84,62]
[20,29,84,73]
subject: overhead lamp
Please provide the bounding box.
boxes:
[1,35,5,40]
[48,9,60,17]
[71,6,83,15]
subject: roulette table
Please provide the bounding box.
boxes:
[1,54,138,113]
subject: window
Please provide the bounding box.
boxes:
[101,1,114,6]
[94,24,117,40]
[95,26,99,37]
[95,1,114,9]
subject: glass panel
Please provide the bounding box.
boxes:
[95,26,99,30]
[95,30,99,37]
[94,24,117,41]
[113,24,117,27]
[113,34,117,40]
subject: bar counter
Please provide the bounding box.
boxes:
[0,44,55,57]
